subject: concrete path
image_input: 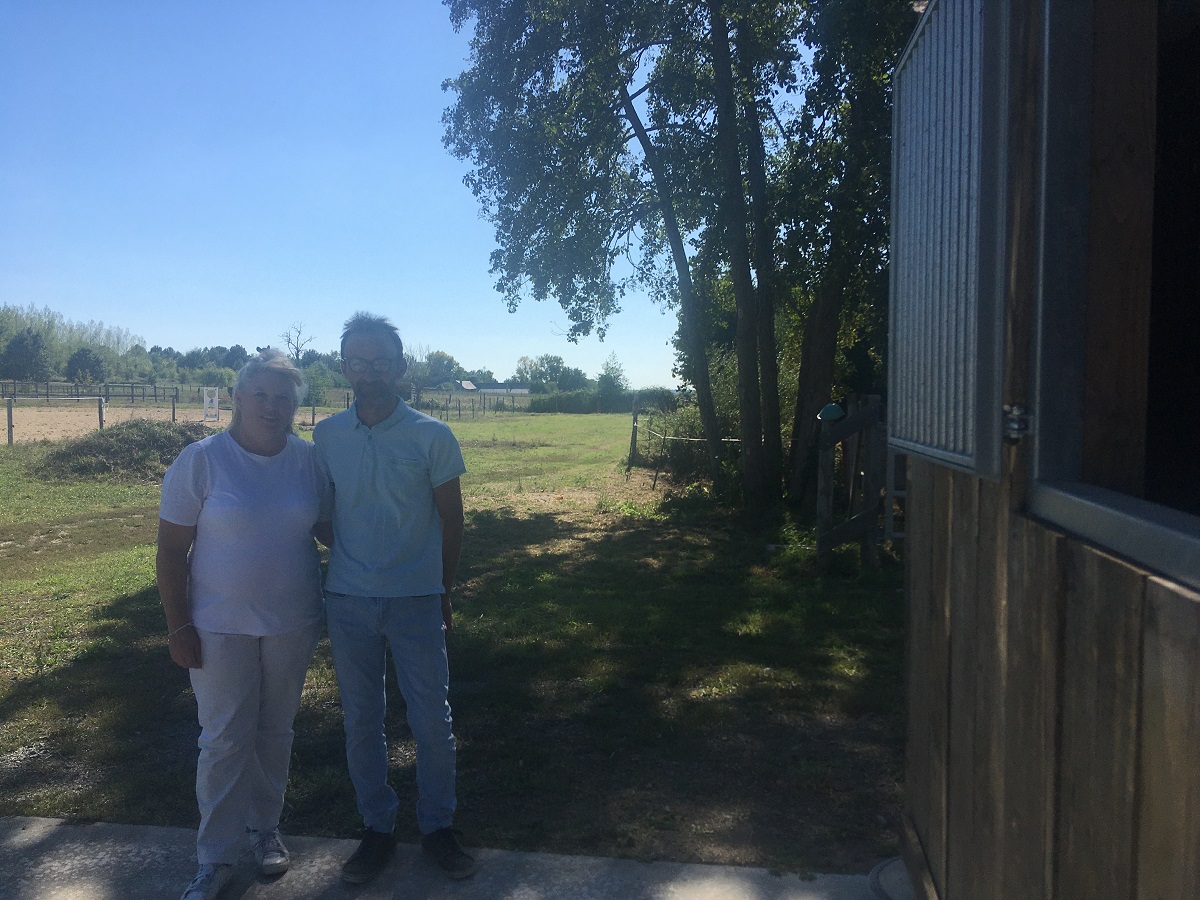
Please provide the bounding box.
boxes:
[0,816,915,900]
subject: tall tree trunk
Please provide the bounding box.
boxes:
[740,93,784,498]
[708,0,769,513]
[786,246,845,515]
[620,86,724,483]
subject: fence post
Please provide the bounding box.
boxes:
[627,411,639,470]
[816,436,834,566]
[6,398,12,445]
[171,396,176,422]
[97,397,105,430]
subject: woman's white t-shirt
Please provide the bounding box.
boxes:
[159,431,328,636]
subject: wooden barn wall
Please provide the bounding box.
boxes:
[903,456,1200,899]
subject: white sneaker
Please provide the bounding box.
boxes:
[253,828,291,876]
[180,863,234,900]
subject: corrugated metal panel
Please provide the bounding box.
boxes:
[888,0,1007,478]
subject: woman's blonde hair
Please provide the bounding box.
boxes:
[230,348,306,430]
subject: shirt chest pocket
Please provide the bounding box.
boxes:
[383,456,429,491]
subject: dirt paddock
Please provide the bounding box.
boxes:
[3,402,337,444]
[4,403,231,444]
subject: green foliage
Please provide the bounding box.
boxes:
[0,328,52,381]
[39,419,211,482]
[640,403,727,481]
[222,345,251,371]
[528,390,599,414]
[300,360,342,406]
[633,387,679,414]
[555,365,590,391]
[511,354,574,393]
[595,352,630,412]
[777,0,918,396]
[65,347,108,383]
[525,387,634,414]
[443,0,691,339]
[187,364,236,389]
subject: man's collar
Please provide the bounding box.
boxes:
[351,397,408,431]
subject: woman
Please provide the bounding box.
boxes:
[157,349,328,900]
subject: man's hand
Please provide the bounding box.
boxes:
[441,593,454,631]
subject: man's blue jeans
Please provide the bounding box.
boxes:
[324,592,456,835]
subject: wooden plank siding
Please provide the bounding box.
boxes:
[903,456,950,898]
[1055,546,1145,898]
[1136,580,1200,899]
[904,479,1200,899]
[1000,516,1064,900]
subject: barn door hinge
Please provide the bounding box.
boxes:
[1003,404,1030,444]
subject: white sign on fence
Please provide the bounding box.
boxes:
[203,387,220,422]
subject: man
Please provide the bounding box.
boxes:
[313,311,472,884]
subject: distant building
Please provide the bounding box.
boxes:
[475,383,530,396]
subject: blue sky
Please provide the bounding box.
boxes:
[0,0,681,387]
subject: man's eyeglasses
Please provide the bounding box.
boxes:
[343,357,397,374]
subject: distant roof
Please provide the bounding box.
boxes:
[458,380,476,391]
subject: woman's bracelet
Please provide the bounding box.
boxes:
[167,622,195,640]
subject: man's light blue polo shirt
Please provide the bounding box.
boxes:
[313,398,466,598]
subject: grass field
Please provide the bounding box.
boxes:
[0,412,905,875]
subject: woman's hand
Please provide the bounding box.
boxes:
[157,518,201,668]
[168,624,202,669]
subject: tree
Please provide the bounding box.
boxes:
[556,366,591,391]
[536,354,565,383]
[66,347,107,383]
[280,323,315,364]
[181,348,207,371]
[596,352,630,411]
[708,0,769,510]
[443,0,727,480]
[118,344,153,382]
[780,0,917,511]
[222,345,250,371]
[462,367,495,384]
[511,354,568,392]
[443,0,912,511]
[300,348,339,370]
[425,350,463,387]
[300,360,341,406]
[0,328,52,381]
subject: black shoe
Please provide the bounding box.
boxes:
[421,827,476,879]
[341,828,396,884]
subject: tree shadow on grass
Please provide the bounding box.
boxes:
[303,506,903,874]
[0,504,905,875]
[0,585,200,827]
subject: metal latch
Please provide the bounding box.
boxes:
[1003,404,1029,444]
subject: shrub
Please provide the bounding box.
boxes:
[39,419,212,482]
[634,386,678,414]
[528,390,599,414]
[638,402,741,483]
